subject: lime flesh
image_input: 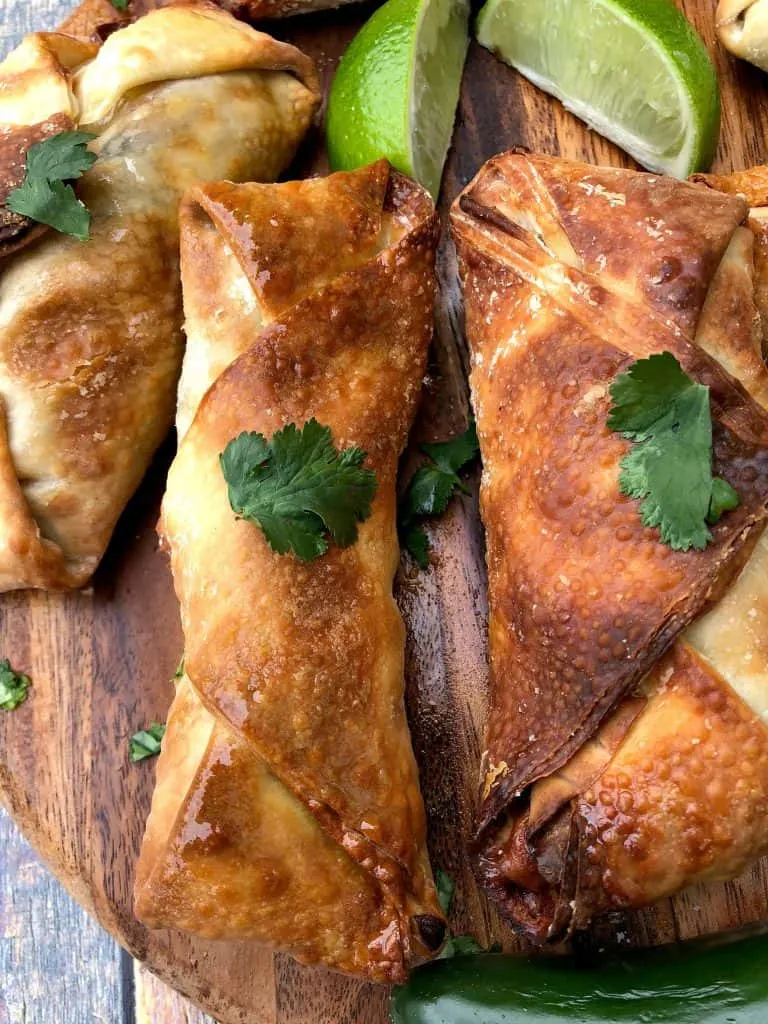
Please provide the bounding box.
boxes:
[327,0,469,198]
[475,0,720,178]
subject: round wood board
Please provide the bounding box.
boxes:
[2,2,768,1021]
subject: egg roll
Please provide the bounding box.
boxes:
[717,0,768,72]
[692,164,768,360]
[134,162,445,981]
[451,152,768,941]
[0,4,319,591]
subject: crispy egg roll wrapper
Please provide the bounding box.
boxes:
[0,3,319,590]
[451,152,768,941]
[134,163,445,981]
[694,165,768,358]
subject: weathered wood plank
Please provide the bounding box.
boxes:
[0,805,218,1024]
[0,806,128,1024]
[134,964,215,1024]
[0,0,71,48]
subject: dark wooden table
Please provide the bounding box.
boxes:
[3,0,768,1021]
[0,5,211,1020]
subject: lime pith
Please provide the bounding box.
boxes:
[475,0,720,178]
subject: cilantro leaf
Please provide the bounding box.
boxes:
[0,660,31,711]
[398,418,480,567]
[432,869,487,959]
[111,0,129,9]
[608,353,694,436]
[707,476,740,525]
[608,352,739,552]
[439,934,485,959]
[6,131,96,241]
[404,464,458,520]
[402,525,430,569]
[8,180,90,241]
[220,419,377,562]
[421,418,479,476]
[435,869,456,915]
[24,130,97,181]
[130,722,166,763]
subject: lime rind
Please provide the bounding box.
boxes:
[326,0,416,179]
[475,0,720,178]
[327,0,469,197]
[408,0,470,195]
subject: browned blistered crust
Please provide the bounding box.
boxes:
[58,0,126,38]
[693,165,768,208]
[695,165,768,360]
[576,644,768,909]
[134,163,445,982]
[451,152,768,941]
[462,153,748,337]
[0,6,319,591]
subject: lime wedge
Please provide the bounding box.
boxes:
[326,0,470,198]
[475,0,720,178]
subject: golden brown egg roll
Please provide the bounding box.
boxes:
[134,162,446,981]
[717,0,768,73]
[0,4,319,591]
[451,152,768,941]
[693,165,768,360]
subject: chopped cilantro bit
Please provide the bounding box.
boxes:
[439,934,485,959]
[421,418,479,477]
[402,525,430,570]
[130,722,166,763]
[435,868,456,915]
[0,660,31,711]
[433,869,488,959]
[398,418,479,566]
[707,476,740,525]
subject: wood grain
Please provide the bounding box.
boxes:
[135,964,215,1024]
[0,804,216,1024]
[1,1,768,1022]
[0,807,129,1024]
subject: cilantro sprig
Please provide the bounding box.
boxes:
[0,660,31,711]
[435,868,458,916]
[220,419,377,562]
[6,131,97,241]
[434,868,486,959]
[129,722,166,763]
[111,0,129,9]
[398,419,480,568]
[608,352,739,551]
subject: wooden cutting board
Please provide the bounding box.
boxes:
[2,2,768,1021]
